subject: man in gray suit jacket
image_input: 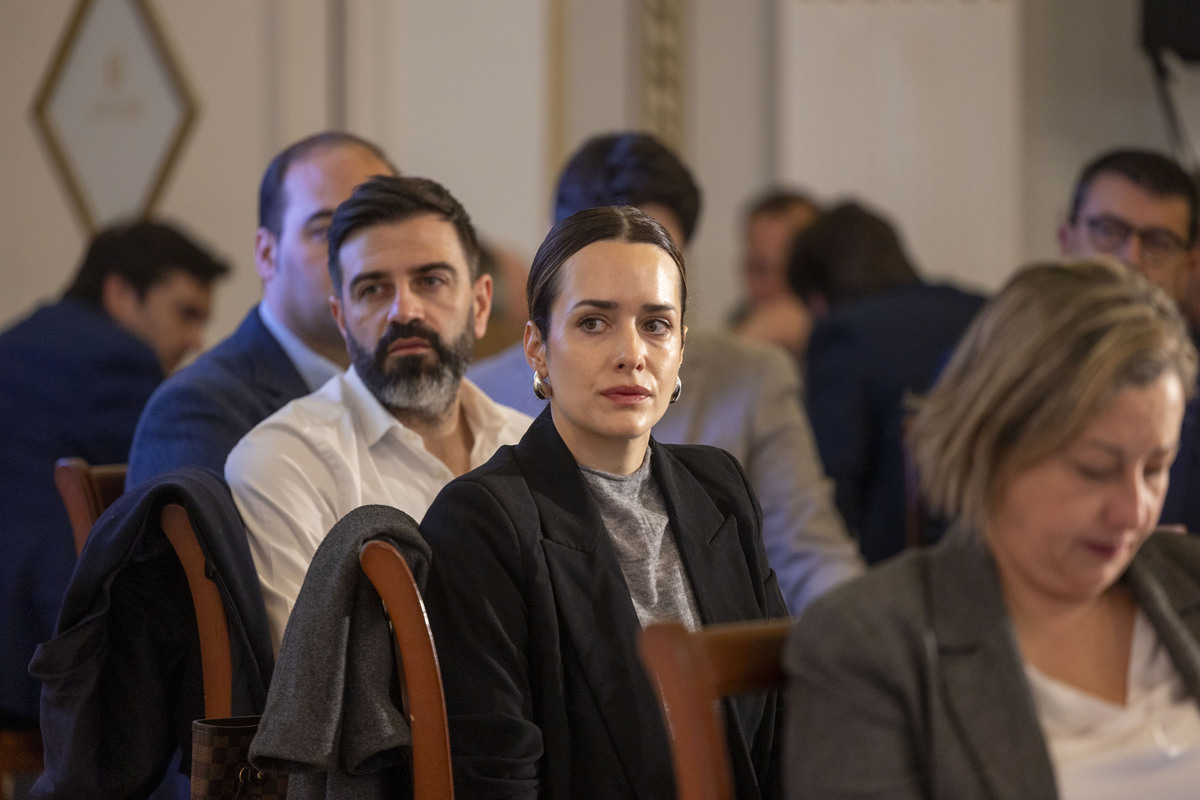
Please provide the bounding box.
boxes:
[469,132,864,614]
[127,132,398,487]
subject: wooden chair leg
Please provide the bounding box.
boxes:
[0,728,44,800]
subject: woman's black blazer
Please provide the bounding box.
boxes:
[421,408,789,800]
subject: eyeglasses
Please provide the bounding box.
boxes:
[1083,215,1190,264]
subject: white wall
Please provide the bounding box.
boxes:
[771,0,1200,295]
[0,1,312,342]
[368,0,549,262]
[4,0,1200,344]
[776,0,1022,294]
[688,0,775,323]
[1019,0,1200,267]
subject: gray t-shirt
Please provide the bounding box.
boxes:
[579,447,701,630]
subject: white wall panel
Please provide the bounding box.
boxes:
[778,0,1021,292]
[382,0,549,263]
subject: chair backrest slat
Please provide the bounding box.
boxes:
[359,539,454,800]
[639,619,792,800]
[161,503,233,719]
[53,457,127,555]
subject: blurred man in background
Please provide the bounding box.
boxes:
[0,219,227,727]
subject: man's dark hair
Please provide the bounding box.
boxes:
[1069,148,1199,245]
[327,175,480,296]
[787,202,918,307]
[258,131,398,237]
[63,219,229,308]
[745,188,819,221]
[554,132,701,245]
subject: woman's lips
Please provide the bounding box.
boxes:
[602,385,652,405]
[1082,537,1130,559]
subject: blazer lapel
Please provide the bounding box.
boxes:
[513,412,674,799]
[651,442,777,799]
[925,532,1058,800]
[1127,534,1200,701]
[651,442,765,625]
[239,306,310,404]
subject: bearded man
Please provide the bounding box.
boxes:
[225,175,530,651]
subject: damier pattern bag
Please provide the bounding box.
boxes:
[191,716,288,799]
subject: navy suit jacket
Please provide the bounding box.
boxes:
[0,299,163,724]
[127,306,309,488]
[422,409,788,800]
[805,282,984,564]
[1160,329,1200,534]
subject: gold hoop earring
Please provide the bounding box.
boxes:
[669,376,682,404]
[533,371,551,400]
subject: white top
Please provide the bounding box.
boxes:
[1024,611,1200,800]
[257,302,342,392]
[226,366,531,651]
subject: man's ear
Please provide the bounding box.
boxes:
[1186,243,1200,278]
[254,228,277,282]
[471,273,494,340]
[1176,245,1200,327]
[100,273,142,327]
[1056,219,1076,257]
[523,320,547,374]
[329,293,348,341]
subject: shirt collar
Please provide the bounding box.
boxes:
[342,366,512,457]
[258,303,342,392]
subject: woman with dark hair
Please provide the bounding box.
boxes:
[421,205,787,799]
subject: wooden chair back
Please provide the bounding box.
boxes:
[160,503,234,719]
[0,729,44,800]
[359,539,454,800]
[7,459,127,794]
[638,619,793,800]
[53,457,127,556]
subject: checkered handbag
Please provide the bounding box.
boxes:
[191,716,288,799]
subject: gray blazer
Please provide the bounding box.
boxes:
[784,528,1200,800]
[251,505,431,799]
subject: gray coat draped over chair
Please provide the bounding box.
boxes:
[785,527,1200,800]
[250,504,431,800]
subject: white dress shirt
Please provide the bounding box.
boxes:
[226,366,531,651]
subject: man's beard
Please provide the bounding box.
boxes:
[349,316,475,422]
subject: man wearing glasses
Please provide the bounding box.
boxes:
[1059,148,1200,533]
[1059,149,1198,301]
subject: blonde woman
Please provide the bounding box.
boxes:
[786,260,1200,799]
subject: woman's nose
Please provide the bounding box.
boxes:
[612,323,646,371]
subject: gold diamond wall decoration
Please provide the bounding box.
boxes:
[32,0,197,233]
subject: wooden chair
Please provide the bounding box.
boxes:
[638,619,793,800]
[0,729,43,800]
[4,460,128,797]
[161,503,234,719]
[359,539,454,800]
[52,457,127,556]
